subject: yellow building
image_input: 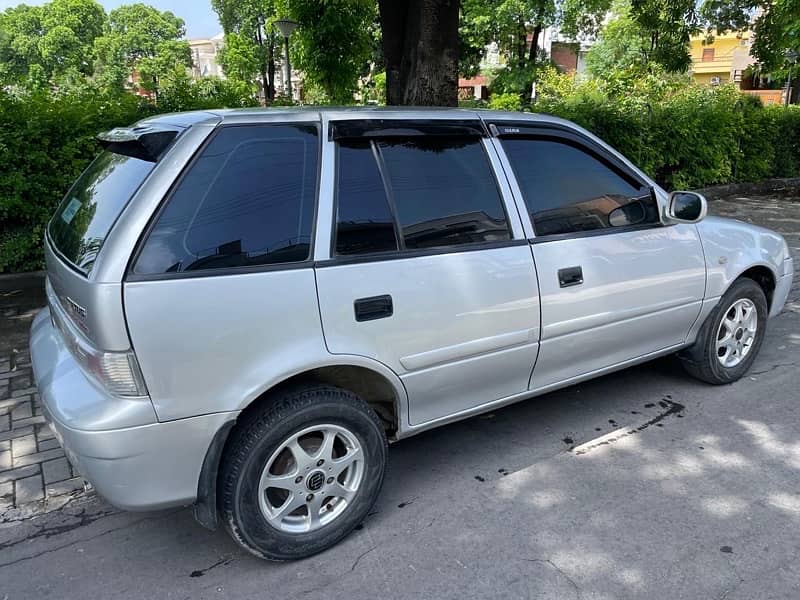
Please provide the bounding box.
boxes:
[690,31,755,87]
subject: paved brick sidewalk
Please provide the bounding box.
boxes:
[0,275,84,520]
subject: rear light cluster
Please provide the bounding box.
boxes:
[50,301,148,397]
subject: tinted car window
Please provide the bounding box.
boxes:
[49,151,155,274]
[500,137,657,237]
[378,137,509,250]
[335,142,398,255]
[135,125,318,275]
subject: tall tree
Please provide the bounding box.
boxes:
[379,0,460,106]
[212,0,280,103]
[94,3,191,98]
[285,0,375,104]
[628,0,702,73]
[584,0,649,76]
[0,0,105,86]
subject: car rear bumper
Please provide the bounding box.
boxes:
[30,307,237,511]
[770,257,793,318]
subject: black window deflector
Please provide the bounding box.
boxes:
[330,119,488,141]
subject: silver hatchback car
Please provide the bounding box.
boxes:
[31,108,793,560]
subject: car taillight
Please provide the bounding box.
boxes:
[51,303,148,397]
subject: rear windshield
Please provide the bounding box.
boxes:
[48,151,155,274]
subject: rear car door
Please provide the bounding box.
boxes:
[314,119,540,427]
[492,124,706,390]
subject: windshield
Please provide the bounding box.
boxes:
[48,151,155,275]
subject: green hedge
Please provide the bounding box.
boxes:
[0,89,155,273]
[534,87,800,190]
[2,85,800,273]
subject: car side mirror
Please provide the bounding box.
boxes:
[667,191,707,223]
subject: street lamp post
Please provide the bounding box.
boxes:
[785,49,798,106]
[275,18,299,100]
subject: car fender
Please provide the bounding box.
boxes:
[696,216,786,299]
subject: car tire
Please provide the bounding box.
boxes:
[679,277,768,385]
[218,384,388,561]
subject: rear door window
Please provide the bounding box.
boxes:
[333,135,509,255]
[134,124,319,275]
[48,151,155,274]
[335,141,398,255]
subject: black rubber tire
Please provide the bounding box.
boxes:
[218,384,387,561]
[679,278,768,385]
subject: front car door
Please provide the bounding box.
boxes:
[490,122,706,390]
[314,117,541,427]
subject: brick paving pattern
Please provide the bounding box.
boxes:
[0,282,85,519]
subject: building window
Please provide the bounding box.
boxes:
[702,48,715,62]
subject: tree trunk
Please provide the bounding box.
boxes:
[379,0,460,106]
[267,40,276,101]
[529,24,542,65]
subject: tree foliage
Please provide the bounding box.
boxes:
[93,3,191,96]
[285,0,376,104]
[212,0,280,102]
[0,0,105,85]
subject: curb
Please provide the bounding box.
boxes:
[696,177,800,199]
[0,270,45,282]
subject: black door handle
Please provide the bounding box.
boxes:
[558,266,583,288]
[354,295,393,322]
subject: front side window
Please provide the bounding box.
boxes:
[134,124,318,275]
[500,137,657,237]
[334,135,510,255]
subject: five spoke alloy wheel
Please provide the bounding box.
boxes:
[259,424,364,533]
[715,298,758,368]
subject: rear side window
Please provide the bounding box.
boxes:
[134,124,318,275]
[49,151,155,274]
[334,136,509,255]
[500,137,657,237]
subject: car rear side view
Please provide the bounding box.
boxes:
[30,108,794,560]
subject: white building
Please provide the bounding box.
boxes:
[189,33,225,79]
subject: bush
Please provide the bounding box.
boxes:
[0,87,152,273]
[0,79,259,273]
[488,92,522,112]
[532,83,800,190]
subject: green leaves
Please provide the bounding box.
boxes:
[286,0,375,104]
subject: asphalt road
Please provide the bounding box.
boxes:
[1,193,798,600]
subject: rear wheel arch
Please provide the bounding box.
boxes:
[193,362,404,531]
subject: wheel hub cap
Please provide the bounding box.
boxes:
[715,298,758,368]
[258,424,364,534]
[306,471,325,492]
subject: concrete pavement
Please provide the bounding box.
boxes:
[0,193,798,599]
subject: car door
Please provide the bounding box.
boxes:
[491,124,706,390]
[314,119,540,426]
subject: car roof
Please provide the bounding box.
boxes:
[135,106,576,129]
